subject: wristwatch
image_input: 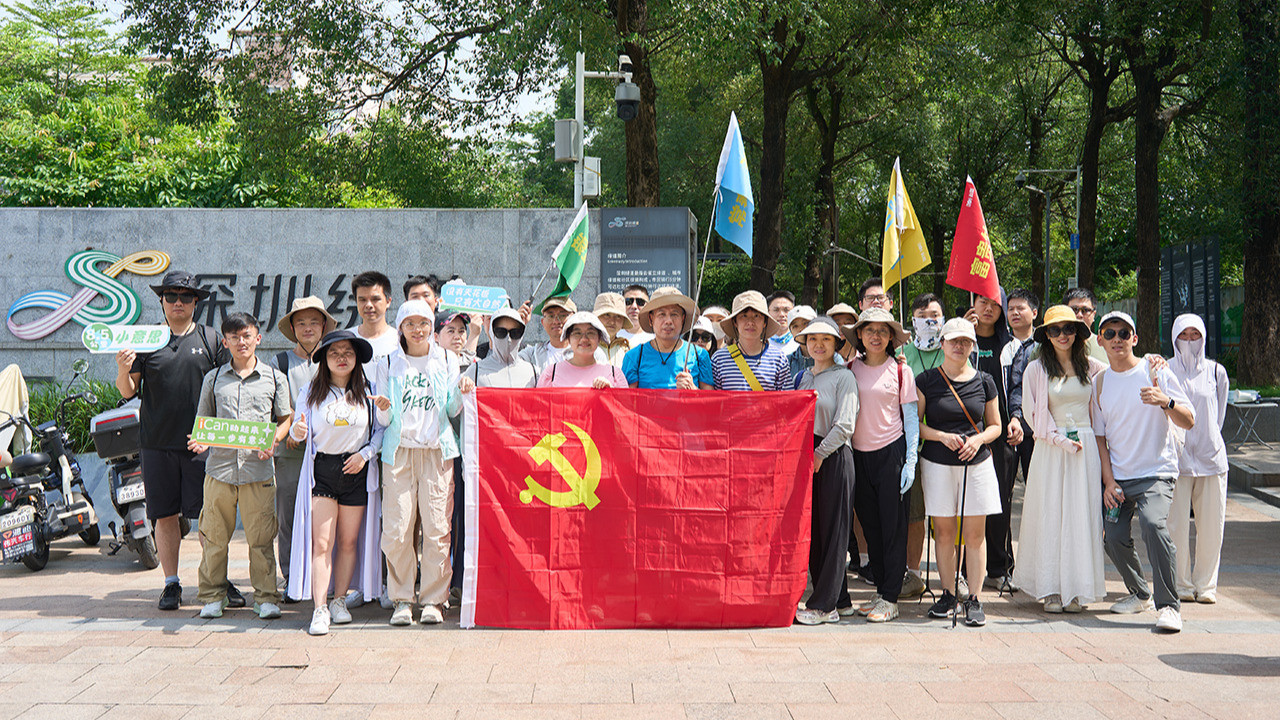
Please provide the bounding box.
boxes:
[1167,398,1176,410]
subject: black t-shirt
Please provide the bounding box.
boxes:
[975,332,1009,421]
[130,325,229,450]
[915,368,998,466]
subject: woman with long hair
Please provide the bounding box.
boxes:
[287,330,385,636]
[1014,306,1108,613]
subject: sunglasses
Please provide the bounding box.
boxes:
[624,297,647,306]
[691,332,714,344]
[1100,328,1133,340]
[1044,325,1077,338]
[491,326,525,340]
[163,292,198,304]
[1070,305,1096,315]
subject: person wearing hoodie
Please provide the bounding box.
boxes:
[1167,313,1230,605]
[965,291,1021,594]
[467,308,538,389]
[372,300,476,627]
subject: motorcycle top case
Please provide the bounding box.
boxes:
[90,406,140,460]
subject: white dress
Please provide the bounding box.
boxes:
[1013,372,1106,604]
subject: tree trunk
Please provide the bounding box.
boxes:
[1076,67,1115,295]
[616,0,660,207]
[752,18,799,293]
[1239,0,1280,384]
[1128,60,1170,356]
[805,83,841,308]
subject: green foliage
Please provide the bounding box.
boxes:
[27,378,123,455]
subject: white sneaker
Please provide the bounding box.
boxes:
[856,594,882,617]
[329,596,352,624]
[1178,590,1196,602]
[1063,598,1086,613]
[866,598,898,623]
[1196,591,1217,604]
[957,576,970,598]
[794,607,839,625]
[1043,595,1063,614]
[343,590,365,609]
[389,602,414,626]
[419,604,443,625]
[308,607,330,636]
[199,599,228,619]
[255,602,281,620]
[1110,593,1155,614]
[1155,606,1183,632]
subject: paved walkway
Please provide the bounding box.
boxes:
[2,488,1279,719]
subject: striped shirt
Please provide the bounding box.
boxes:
[711,343,792,391]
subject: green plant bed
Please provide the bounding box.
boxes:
[27,379,124,455]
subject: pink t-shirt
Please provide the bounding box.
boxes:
[537,360,627,389]
[847,357,916,452]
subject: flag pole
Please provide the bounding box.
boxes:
[685,193,718,366]
[526,261,556,306]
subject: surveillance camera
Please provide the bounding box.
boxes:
[1014,171,1027,189]
[619,54,633,75]
[615,81,640,122]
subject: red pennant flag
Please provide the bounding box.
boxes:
[460,388,815,629]
[946,176,1001,301]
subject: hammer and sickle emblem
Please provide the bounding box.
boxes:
[519,422,601,510]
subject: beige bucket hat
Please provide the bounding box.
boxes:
[719,290,783,341]
[277,296,339,343]
[592,292,636,331]
[638,287,698,334]
[840,306,909,347]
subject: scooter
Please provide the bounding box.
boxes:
[89,398,159,569]
[0,360,100,571]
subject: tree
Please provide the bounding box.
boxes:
[1238,0,1280,384]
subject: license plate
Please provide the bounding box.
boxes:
[117,482,146,504]
[0,506,35,531]
[0,522,35,561]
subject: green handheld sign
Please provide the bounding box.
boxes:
[191,416,275,452]
[82,324,171,354]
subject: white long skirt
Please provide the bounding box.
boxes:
[1013,429,1106,604]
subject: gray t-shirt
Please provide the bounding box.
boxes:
[269,349,319,459]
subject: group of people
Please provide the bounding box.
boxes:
[112,267,1229,636]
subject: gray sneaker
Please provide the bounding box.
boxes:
[199,598,228,619]
[389,602,414,626]
[255,602,281,620]
[900,571,927,599]
[1110,593,1155,615]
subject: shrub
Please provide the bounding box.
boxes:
[27,378,123,455]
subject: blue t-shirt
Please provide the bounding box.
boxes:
[622,340,713,389]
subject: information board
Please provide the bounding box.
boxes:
[1160,237,1221,358]
[600,208,696,296]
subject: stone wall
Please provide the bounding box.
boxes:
[0,208,603,381]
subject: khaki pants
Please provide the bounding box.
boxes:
[198,476,280,605]
[382,447,453,605]
[1169,472,1228,596]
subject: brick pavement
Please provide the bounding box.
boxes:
[2,489,1278,719]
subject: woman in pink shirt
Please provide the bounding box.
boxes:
[538,312,627,389]
[843,307,918,623]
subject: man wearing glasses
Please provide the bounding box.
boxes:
[115,270,230,611]
[1063,287,1109,362]
[858,277,893,315]
[618,284,654,346]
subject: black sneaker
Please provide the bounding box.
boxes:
[858,564,878,587]
[928,590,957,619]
[226,582,247,608]
[158,582,182,611]
[963,596,986,627]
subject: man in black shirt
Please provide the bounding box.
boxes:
[115,270,230,610]
[966,291,1021,593]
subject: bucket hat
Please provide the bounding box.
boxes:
[311,329,374,365]
[638,287,698,334]
[277,296,338,343]
[719,290,782,341]
[559,311,610,343]
[842,307,909,346]
[150,270,209,300]
[592,292,636,331]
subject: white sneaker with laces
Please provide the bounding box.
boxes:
[1110,593,1155,614]
[199,599,228,619]
[1196,591,1217,604]
[419,604,444,624]
[1043,595,1063,614]
[866,598,898,623]
[1155,606,1183,632]
[255,602,281,620]
[856,594,882,617]
[329,596,353,624]
[794,607,839,625]
[309,607,330,636]
[1063,598,1085,613]
[389,602,413,626]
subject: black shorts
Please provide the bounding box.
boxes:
[312,453,369,507]
[140,448,206,520]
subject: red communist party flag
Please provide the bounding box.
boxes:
[459,388,815,630]
[946,175,1001,301]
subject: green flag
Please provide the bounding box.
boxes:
[535,204,589,313]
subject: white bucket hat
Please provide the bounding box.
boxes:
[559,311,610,343]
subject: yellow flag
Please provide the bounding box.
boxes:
[881,157,931,291]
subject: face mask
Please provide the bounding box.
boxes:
[490,332,522,364]
[1175,337,1203,364]
[913,317,941,351]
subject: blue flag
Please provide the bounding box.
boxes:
[712,113,754,257]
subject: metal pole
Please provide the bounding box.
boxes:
[1074,165,1081,288]
[1044,191,1052,300]
[574,52,585,209]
